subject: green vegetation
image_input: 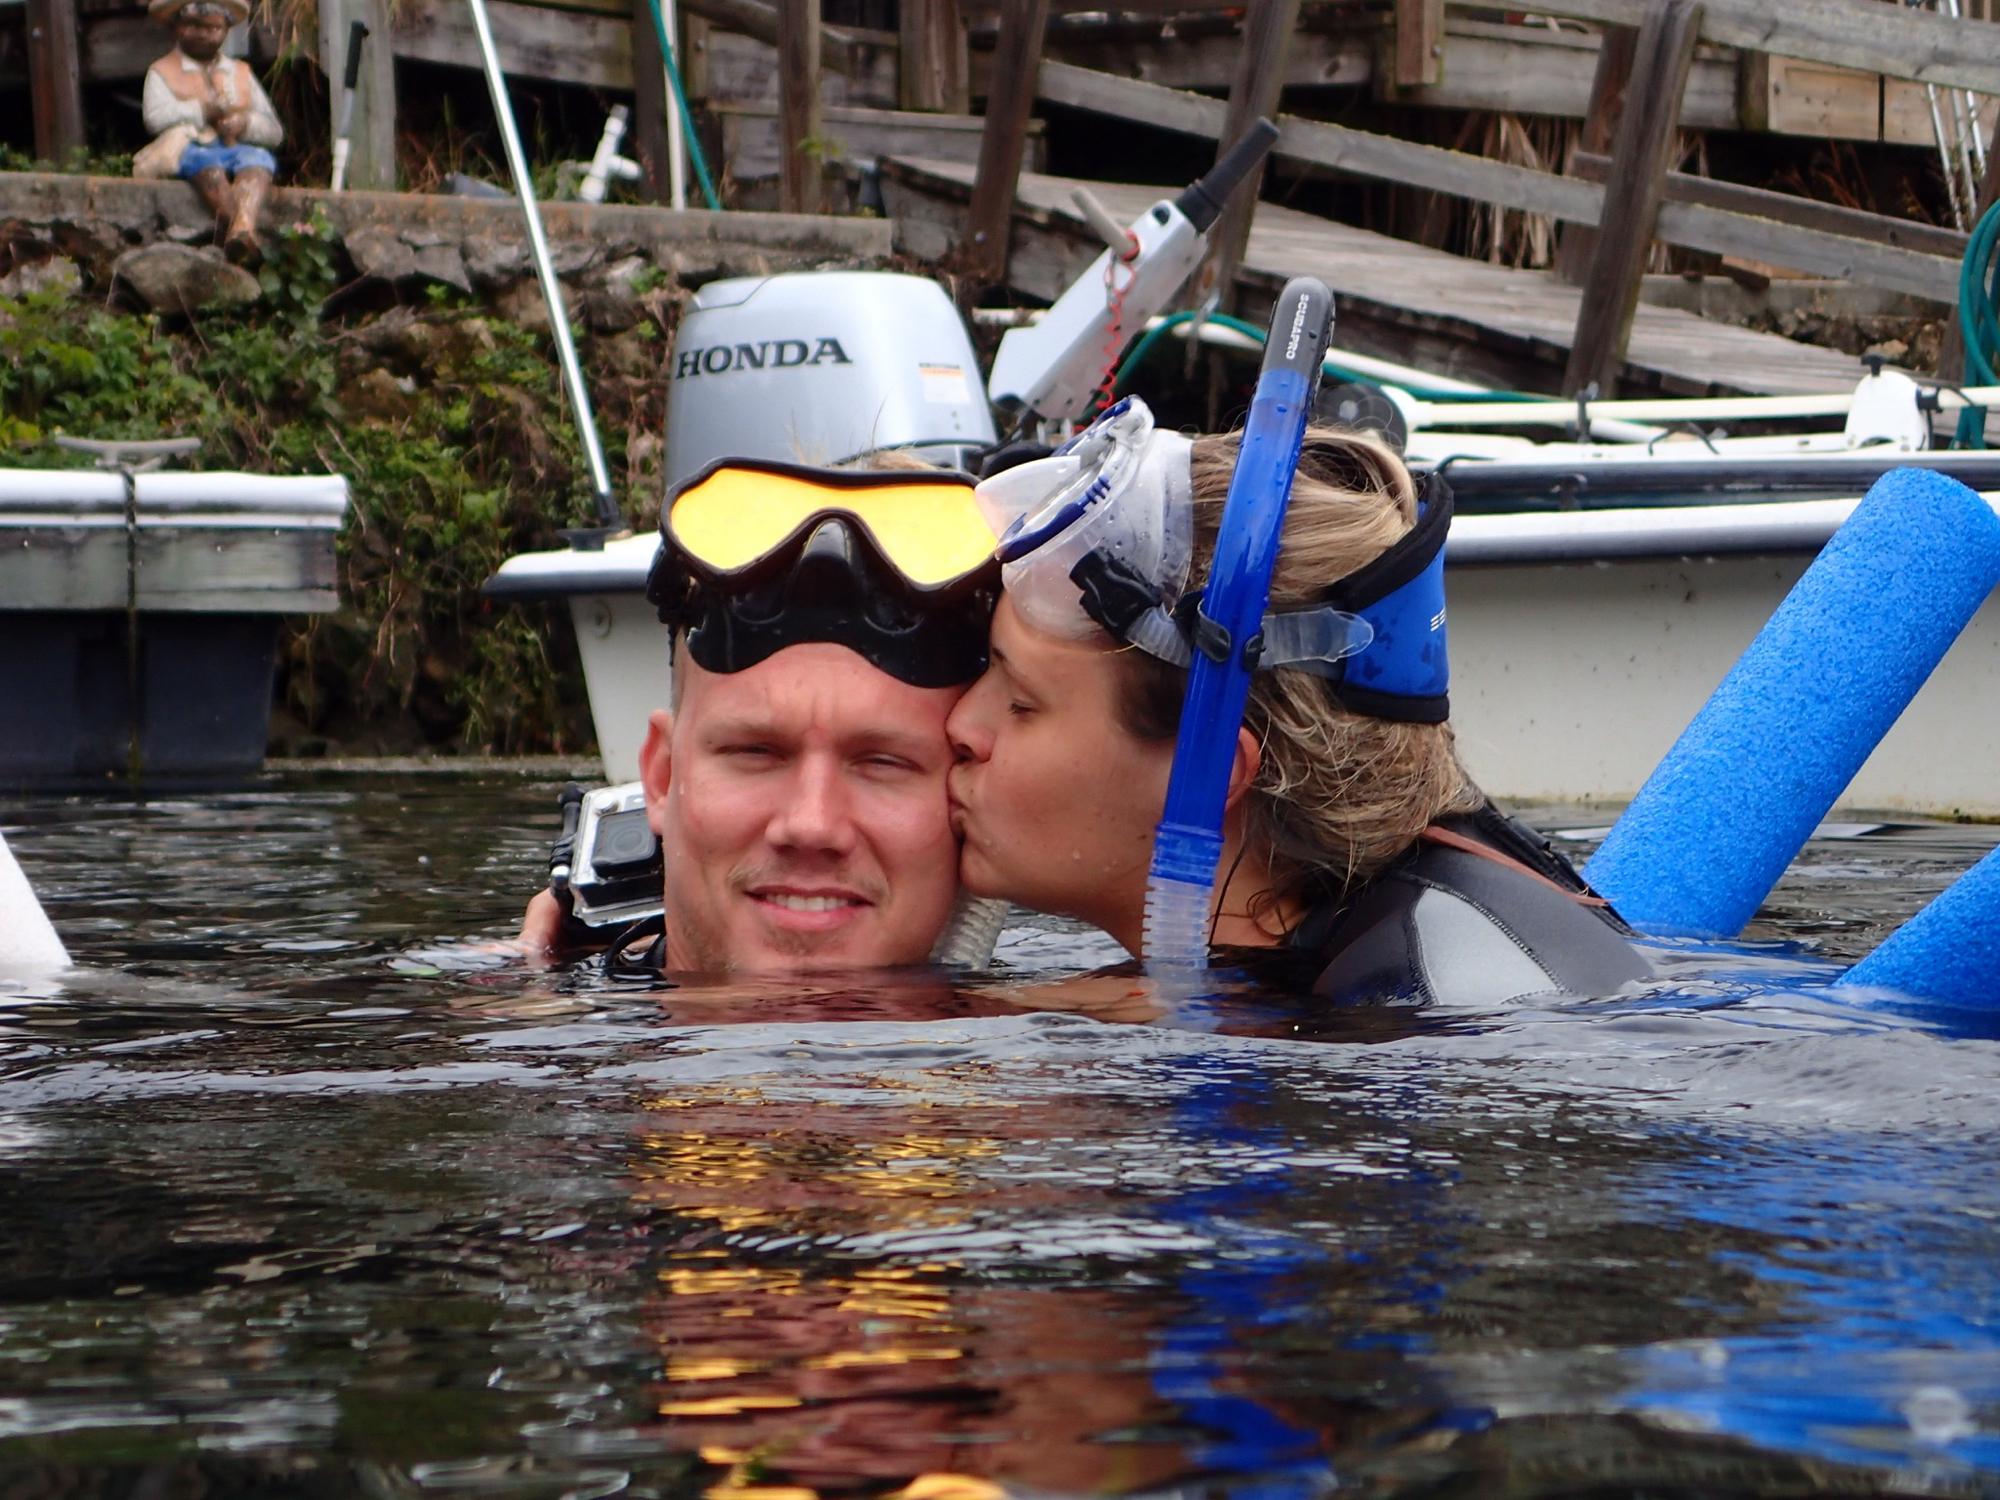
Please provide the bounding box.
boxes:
[0,214,670,755]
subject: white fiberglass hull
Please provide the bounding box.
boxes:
[490,498,2000,816]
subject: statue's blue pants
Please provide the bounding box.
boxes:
[178,143,277,178]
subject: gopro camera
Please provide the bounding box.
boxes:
[551,782,664,930]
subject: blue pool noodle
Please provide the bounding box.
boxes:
[1585,468,2000,937]
[1844,842,2000,1010]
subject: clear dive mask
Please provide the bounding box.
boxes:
[971,396,1378,678]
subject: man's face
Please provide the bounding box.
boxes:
[174,10,228,61]
[639,643,963,972]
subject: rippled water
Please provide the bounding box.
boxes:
[3,772,1998,1498]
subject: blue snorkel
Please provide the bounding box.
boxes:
[1144,277,1335,971]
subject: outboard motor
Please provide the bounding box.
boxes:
[664,271,997,486]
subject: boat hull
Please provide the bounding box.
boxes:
[492,499,2000,816]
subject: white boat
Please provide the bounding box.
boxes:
[488,449,2000,816]
[0,457,348,788]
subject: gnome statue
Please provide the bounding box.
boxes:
[135,0,284,261]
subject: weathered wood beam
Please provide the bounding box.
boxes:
[680,0,874,77]
[962,0,1049,285]
[900,0,967,112]
[1193,0,1301,317]
[1554,23,1636,284]
[321,0,395,192]
[1517,0,2000,95]
[1565,0,1704,396]
[777,0,823,213]
[1572,150,1970,260]
[25,0,85,162]
[1033,59,1962,302]
[394,0,636,90]
[630,0,671,201]
[1393,0,1443,87]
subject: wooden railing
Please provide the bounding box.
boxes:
[965,0,1998,394]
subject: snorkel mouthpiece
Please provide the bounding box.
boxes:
[1143,277,1335,973]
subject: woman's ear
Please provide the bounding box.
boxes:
[638,708,675,835]
[1222,725,1262,812]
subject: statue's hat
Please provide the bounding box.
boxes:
[150,0,253,26]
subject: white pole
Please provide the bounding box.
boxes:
[663,0,687,210]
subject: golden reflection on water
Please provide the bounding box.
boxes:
[624,1081,1193,1496]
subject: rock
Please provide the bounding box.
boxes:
[344,225,418,283]
[345,225,471,297]
[409,242,471,295]
[582,286,643,334]
[111,243,260,314]
[0,255,81,299]
[463,235,529,290]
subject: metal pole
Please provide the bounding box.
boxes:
[663,0,687,209]
[464,0,621,533]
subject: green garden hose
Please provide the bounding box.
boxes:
[640,0,722,212]
[1955,199,2000,448]
[1112,309,1550,405]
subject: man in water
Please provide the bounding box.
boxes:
[520,459,998,974]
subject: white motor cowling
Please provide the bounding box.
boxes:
[663,271,997,489]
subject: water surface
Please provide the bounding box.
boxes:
[3,773,1997,1497]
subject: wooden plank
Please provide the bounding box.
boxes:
[1033,60,1959,300]
[394,0,634,89]
[1038,60,1606,224]
[1740,51,1880,142]
[325,0,395,191]
[1517,0,2000,95]
[680,0,878,77]
[715,100,1035,178]
[899,0,967,112]
[630,0,670,200]
[1884,76,2000,148]
[25,0,85,161]
[1394,0,1443,87]
[1556,23,1636,283]
[1573,150,1970,259]
[962,0,1049,285]
[777,0,822,212]
[1193,0,1302,317]
[701,26,899,107]
[881,157,1866,397]
[1566,0,1704,395]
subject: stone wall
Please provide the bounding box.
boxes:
[0,171,894,317]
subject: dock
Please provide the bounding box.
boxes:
[880,157,1869,401]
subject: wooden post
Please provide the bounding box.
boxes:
[1562,0,1703,397]
[631,0,671,201]
[962,0,1049,287]
[777,0,823,212]
[320,0,396,191]
[1189,0,1303,316]
[25,0,85,164]
[1554,23,1638,285]
[1392,0,1443,89]
[900,0,967,113]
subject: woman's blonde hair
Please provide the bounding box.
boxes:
[1113,426,1483,915]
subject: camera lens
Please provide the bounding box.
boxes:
[593,809,660,876]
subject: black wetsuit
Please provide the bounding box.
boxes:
[1290,803,1650,1005]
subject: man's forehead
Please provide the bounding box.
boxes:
[680,643,959,736]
